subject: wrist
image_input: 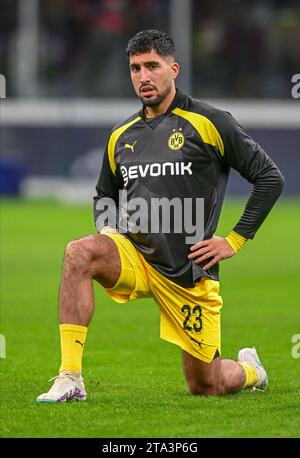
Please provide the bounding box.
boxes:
[225,230,247,253]
[100,226,118,234]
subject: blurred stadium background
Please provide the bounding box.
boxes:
[1,0,300,439]
[0,0,299,200]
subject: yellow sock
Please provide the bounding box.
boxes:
[239,362,258,388]
[59,324,87,373]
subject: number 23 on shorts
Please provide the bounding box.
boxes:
[181,304,203,333]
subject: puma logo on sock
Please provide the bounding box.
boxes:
[75,340,84,347]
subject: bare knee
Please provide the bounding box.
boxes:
[64,235,110,276]
[182,350,225,396]
[188,380,225,396]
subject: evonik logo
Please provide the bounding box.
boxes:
[120,161,192,187]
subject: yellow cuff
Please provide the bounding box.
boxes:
[225,230,247,253]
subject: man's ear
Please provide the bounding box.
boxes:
[171,62,180,80]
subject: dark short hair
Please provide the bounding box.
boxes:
[126,30,175,58]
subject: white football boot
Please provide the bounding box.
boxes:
[36,371,86,403]
[238,347,268,391]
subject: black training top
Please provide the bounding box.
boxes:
[93,89,284,287]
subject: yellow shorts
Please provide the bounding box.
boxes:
[103,233,223,363]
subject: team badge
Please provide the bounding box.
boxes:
[168,128,185,150]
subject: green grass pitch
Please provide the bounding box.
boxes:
[1,198,300,438]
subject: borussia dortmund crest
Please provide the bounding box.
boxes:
[168,128,185,150]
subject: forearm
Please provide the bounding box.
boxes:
[211,111,285,240]
[94,141,122,233]
[93,194,119,233]
[232,168,285,239]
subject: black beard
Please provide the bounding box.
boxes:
[139,85,171,107]
[140,93,164,107]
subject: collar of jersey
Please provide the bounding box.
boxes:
[139,88,187,128]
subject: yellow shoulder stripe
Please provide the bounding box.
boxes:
[172,107,224,156]
[108,116,141,174]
